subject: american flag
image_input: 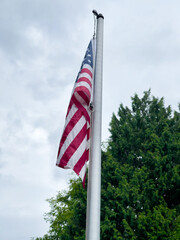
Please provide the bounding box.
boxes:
[56,39,95,187]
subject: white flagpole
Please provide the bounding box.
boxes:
[86,11,104,240]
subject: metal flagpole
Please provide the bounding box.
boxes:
[86,11,104,240]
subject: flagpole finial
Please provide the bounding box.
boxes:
[92,10,104,19]
[92,10,104,38]
[97,13,104,19]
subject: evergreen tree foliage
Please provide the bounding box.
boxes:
[35,91,180,240]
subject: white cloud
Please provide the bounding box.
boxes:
[25,26,44,47]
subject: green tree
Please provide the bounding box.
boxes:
[45,179,87,240]
[35,90,180,240]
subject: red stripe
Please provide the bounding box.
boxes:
[80,68,93,78]
[77,77,92,88]
[72,95,90,123]
[87,149,89,161]
[57,109,82,157]
[76,90,90,105]
[82,172,86,188]
[73,149,88,174]
[75,86,91,100]
[59,122,87,168]
[87,127,90,141]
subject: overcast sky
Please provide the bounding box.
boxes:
[0,0,180,239]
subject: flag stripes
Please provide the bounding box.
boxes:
[56,40,95,186]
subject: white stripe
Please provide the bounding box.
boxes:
[86,138,90,150]
[64,104,78,129]
[74,92,87,106]
[82,64,93,72]
[79,162,87,181]
[66,134,87,169]
[57,116,86,163]
[73,92,91,121]
[74,92,92,115]
[78,72,92,82]
[75,81,92,94]
[56,104,78,165]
